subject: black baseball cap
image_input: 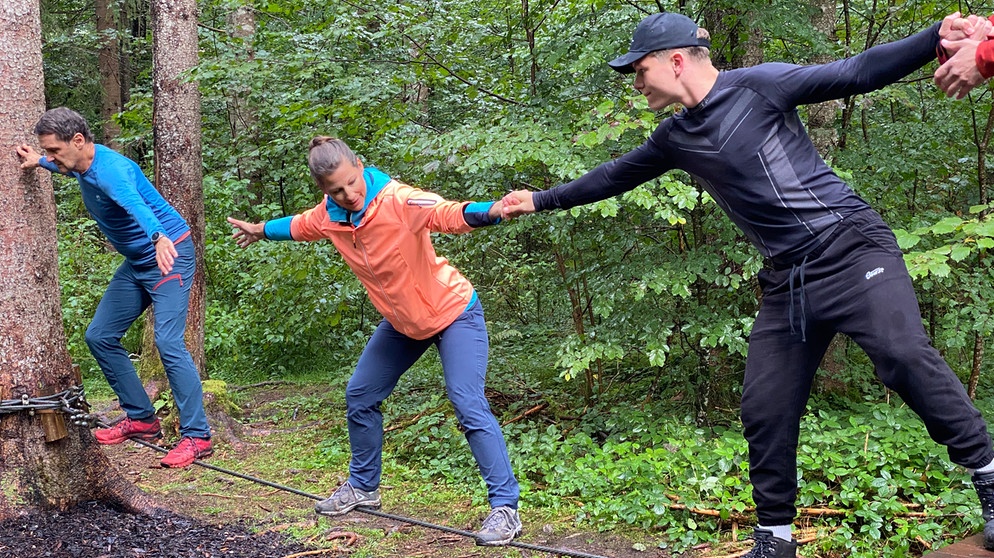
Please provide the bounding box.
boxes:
[608,12,711,74]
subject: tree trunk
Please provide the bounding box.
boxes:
[968,332,983,400]
[150,0,206,374]
[0,0,155,518]
[96,0,123,147]
[149,0,240,444]
[702,7,762,70]
[225,3,264,204]
[806,0,839,155]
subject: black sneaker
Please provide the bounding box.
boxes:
[314,481,381,516]
[972,470,994,550]
[742,528,797,558]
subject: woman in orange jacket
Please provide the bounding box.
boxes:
[227,137,521,545]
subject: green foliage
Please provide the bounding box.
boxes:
[44,0,994,553]
[351,363,985,556]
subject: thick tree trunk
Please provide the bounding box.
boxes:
[0,0,155,518]
[148,0,240,444]
[150,0,206,373]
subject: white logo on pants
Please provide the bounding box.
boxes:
[865,267,884,280]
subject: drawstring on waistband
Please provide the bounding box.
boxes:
[788,255,808,342]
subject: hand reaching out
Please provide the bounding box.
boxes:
[227,217,266,248]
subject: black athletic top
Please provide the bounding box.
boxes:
[534,22,941,264]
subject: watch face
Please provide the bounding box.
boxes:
[152,232,162,242]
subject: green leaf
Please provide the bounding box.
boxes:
[893,229,920,250]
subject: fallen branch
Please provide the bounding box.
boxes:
[501,403,548,426]
[384,410,430,433]
[665,494,934,521]
[324,531,359,546]
[231,380,290,391]
[666,503,750,522]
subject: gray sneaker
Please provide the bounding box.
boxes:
[475,506,522,546]
[314,481,381,516]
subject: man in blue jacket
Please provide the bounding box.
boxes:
[503,12,994,557]
[16,107,212,468]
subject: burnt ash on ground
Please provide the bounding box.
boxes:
[0,500,312,558]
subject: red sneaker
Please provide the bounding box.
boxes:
[160,437,213,468]
[93,417,162,445]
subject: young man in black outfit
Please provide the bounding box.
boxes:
[503,11,994,557]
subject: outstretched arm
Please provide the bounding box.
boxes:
[227,217,266,248]
[521,137,671,213]
[774,20,945,107]
[461,200,505,228]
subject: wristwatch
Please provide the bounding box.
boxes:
[151,232,164,244]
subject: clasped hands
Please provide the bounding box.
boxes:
[935,11,994,99]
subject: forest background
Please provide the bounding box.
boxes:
[37,0,994,555]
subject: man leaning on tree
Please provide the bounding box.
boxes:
[16,107,213,469]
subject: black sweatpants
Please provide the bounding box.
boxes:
[741,208,994,526]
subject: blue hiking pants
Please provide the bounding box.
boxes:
[742,209,994,526]
[84,237,211,439]
[345,300,520,508]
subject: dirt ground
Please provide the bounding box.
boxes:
[0,384,750,558]
[0,499,309,558]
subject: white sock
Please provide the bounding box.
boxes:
[972,458,994,475]
[758,524,793,541]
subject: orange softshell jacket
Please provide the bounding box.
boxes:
[289,180,478,340]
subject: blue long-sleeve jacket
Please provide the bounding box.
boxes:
[40,144,189,267]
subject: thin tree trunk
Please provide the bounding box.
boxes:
[96,0,123,147]
[148,0,241,444]
[554,249,593,402]
[806,0,839,155]
[226,3,263,203]
[0,0,155,517]
[968,333,984,400]
[702,7,762,70]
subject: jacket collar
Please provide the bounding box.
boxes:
[326,166,392,226]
